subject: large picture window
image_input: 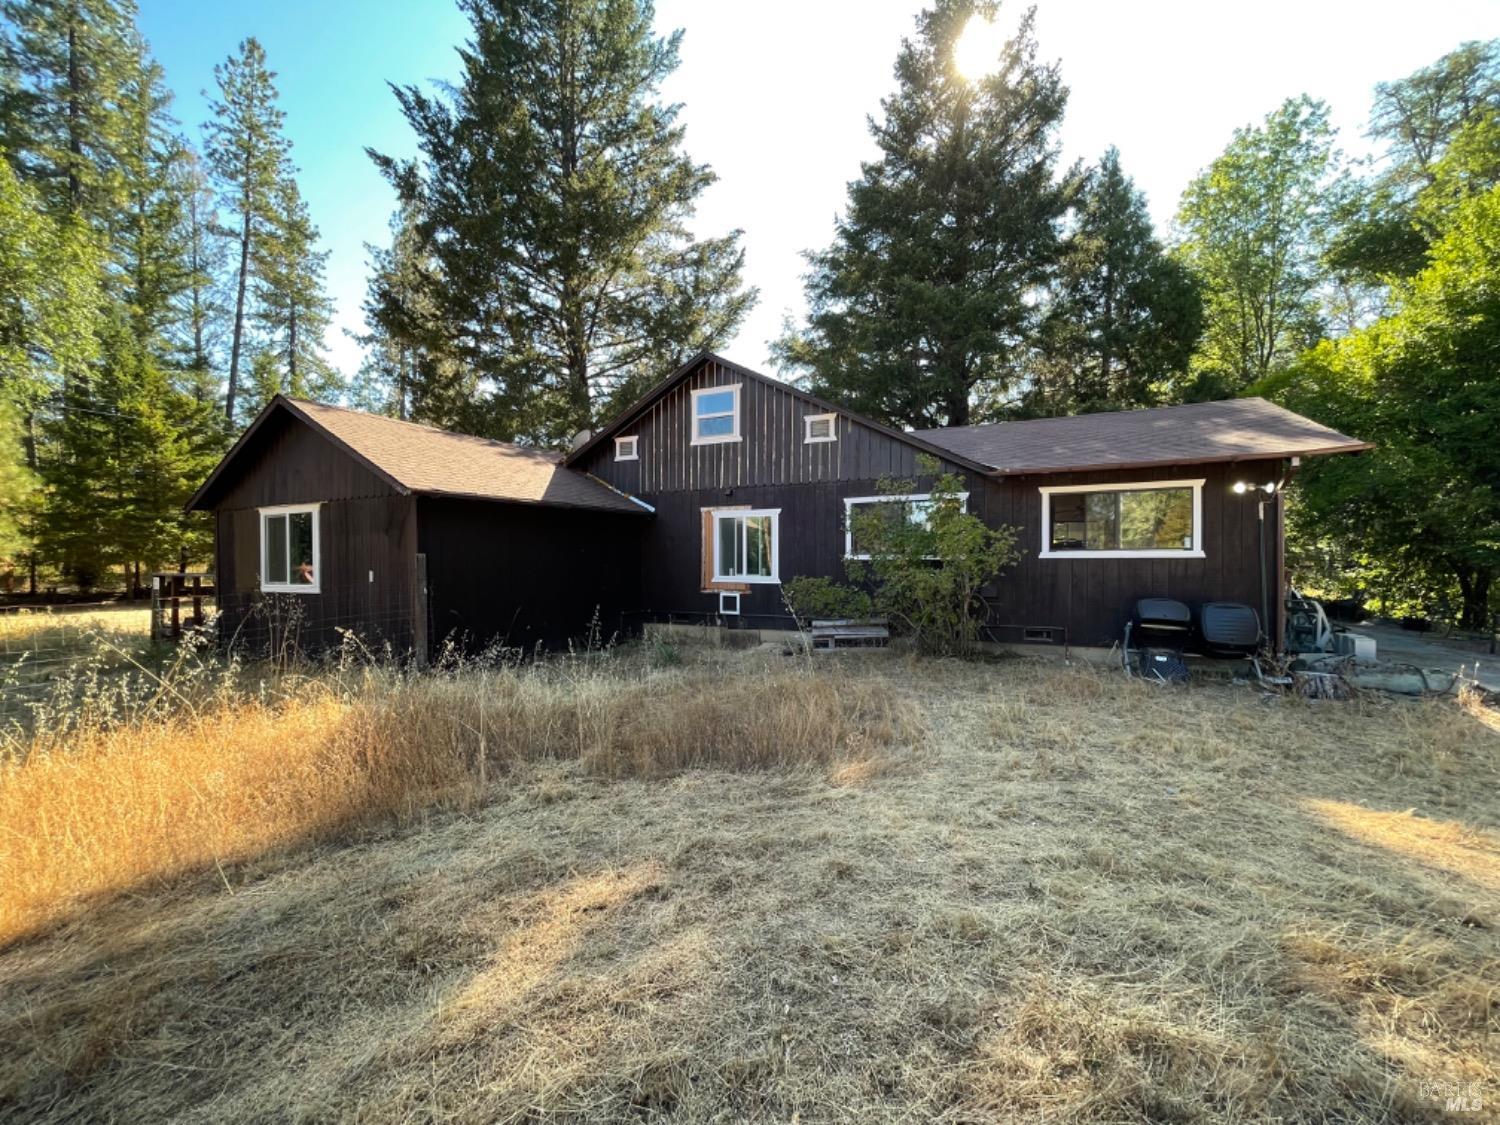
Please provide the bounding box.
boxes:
[260,504,321,592]
[843,493,967,559]
[1039,480,1203,559]
[712,508,779,583]
[691,384,741,445]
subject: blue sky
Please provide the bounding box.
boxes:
[138,0,1500,382]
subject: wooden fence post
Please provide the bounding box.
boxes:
[413,552,428,669]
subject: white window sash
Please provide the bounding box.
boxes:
[711,507,779,583]
[843,493,968,560]
[804,412,837,443]
[259,503,322,593]
[1038,479,1205,559]
[691,384,742,445]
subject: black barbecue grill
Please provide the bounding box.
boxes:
[1122,598,1193,683]
[1198,602,1261,657]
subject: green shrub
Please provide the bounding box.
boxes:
[783,575,874,623]
[846,458,1021,656]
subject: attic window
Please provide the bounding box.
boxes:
[259,504,320,593]
[804,413,837,443]
[615,435,638,461]
[691,384,741,445]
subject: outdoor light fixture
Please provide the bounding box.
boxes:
[1233,481,1249,494]
[1232,481,1278,495]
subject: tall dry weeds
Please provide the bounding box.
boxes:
[0,648,917,944]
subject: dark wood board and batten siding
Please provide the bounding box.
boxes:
[580,358,967,494]
[207,410,421,653]
[579,359,1282,645]
[574,358,975,625]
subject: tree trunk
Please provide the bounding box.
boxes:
[288,301,298,396]
[226,207,251,421]
[66,16,81,213]
[1456,568,1493,632]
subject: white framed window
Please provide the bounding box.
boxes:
[615,435,639,461]
[259,503,321,592]
[719,591,741,616]
[1039,479,1204,559]
[691,384,741,445]
[843,492,968,560]
[711,508,779,583]
[804,412,837,443]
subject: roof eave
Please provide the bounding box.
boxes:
[979,441,1375,477]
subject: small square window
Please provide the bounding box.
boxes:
[719,591,740,616]
[615,435,638,461]
[691,384,741,445]
[804,413,837,443]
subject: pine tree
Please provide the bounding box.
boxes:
[246,174,338,412]
[1173,96,1337,401]
[0,0,138,222]
[1022,148,1202,415]
[775,1,1073,429]
[370,0,755,442]
[203,37,289,422]
[172,153,226,402]
[352,203,460,420]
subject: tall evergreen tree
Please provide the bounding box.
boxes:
[775,1,1072,429]
[203,37,289,422]
[370,0,755,443]
[246,174,338,412]
[1173,96,1338,401]
[171,152,226,401]
[0,0,136,220]
[352,203,432,419]
[1022,147,1202,415]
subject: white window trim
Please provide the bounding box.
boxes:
[259,503,322,593]
[1038,478,1205,560]
[719,591,741,616]
[843,493,968,560]
[804,412,837,443]
[614,435,639,461]
[690,383,742,445]
[711,507,780,584]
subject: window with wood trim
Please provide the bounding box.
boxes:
[691,384,740,444]
[804,412,837,443]
[1039,480,1204,559]
[259,504,321,592]
[711,508,779,583]
[615,435,638,461]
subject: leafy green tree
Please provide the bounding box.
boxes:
[1328,41,1500,287]
[776,0,1072,429]
[1275,184,1500,630]
[1174,96,1337,401]
[203,37,290,422]
[1023,147,1202,415]
[371,0,755,443]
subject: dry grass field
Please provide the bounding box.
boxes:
[0,642,1497,1122]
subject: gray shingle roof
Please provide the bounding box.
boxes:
[913,398,1370,475]
[286,399,647,514]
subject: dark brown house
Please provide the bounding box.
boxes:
[187,352,1369,655]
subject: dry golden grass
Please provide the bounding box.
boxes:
[0,603,153,648]
[1,647,1498,1123]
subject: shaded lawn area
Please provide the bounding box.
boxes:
[1,654,1497,1122]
